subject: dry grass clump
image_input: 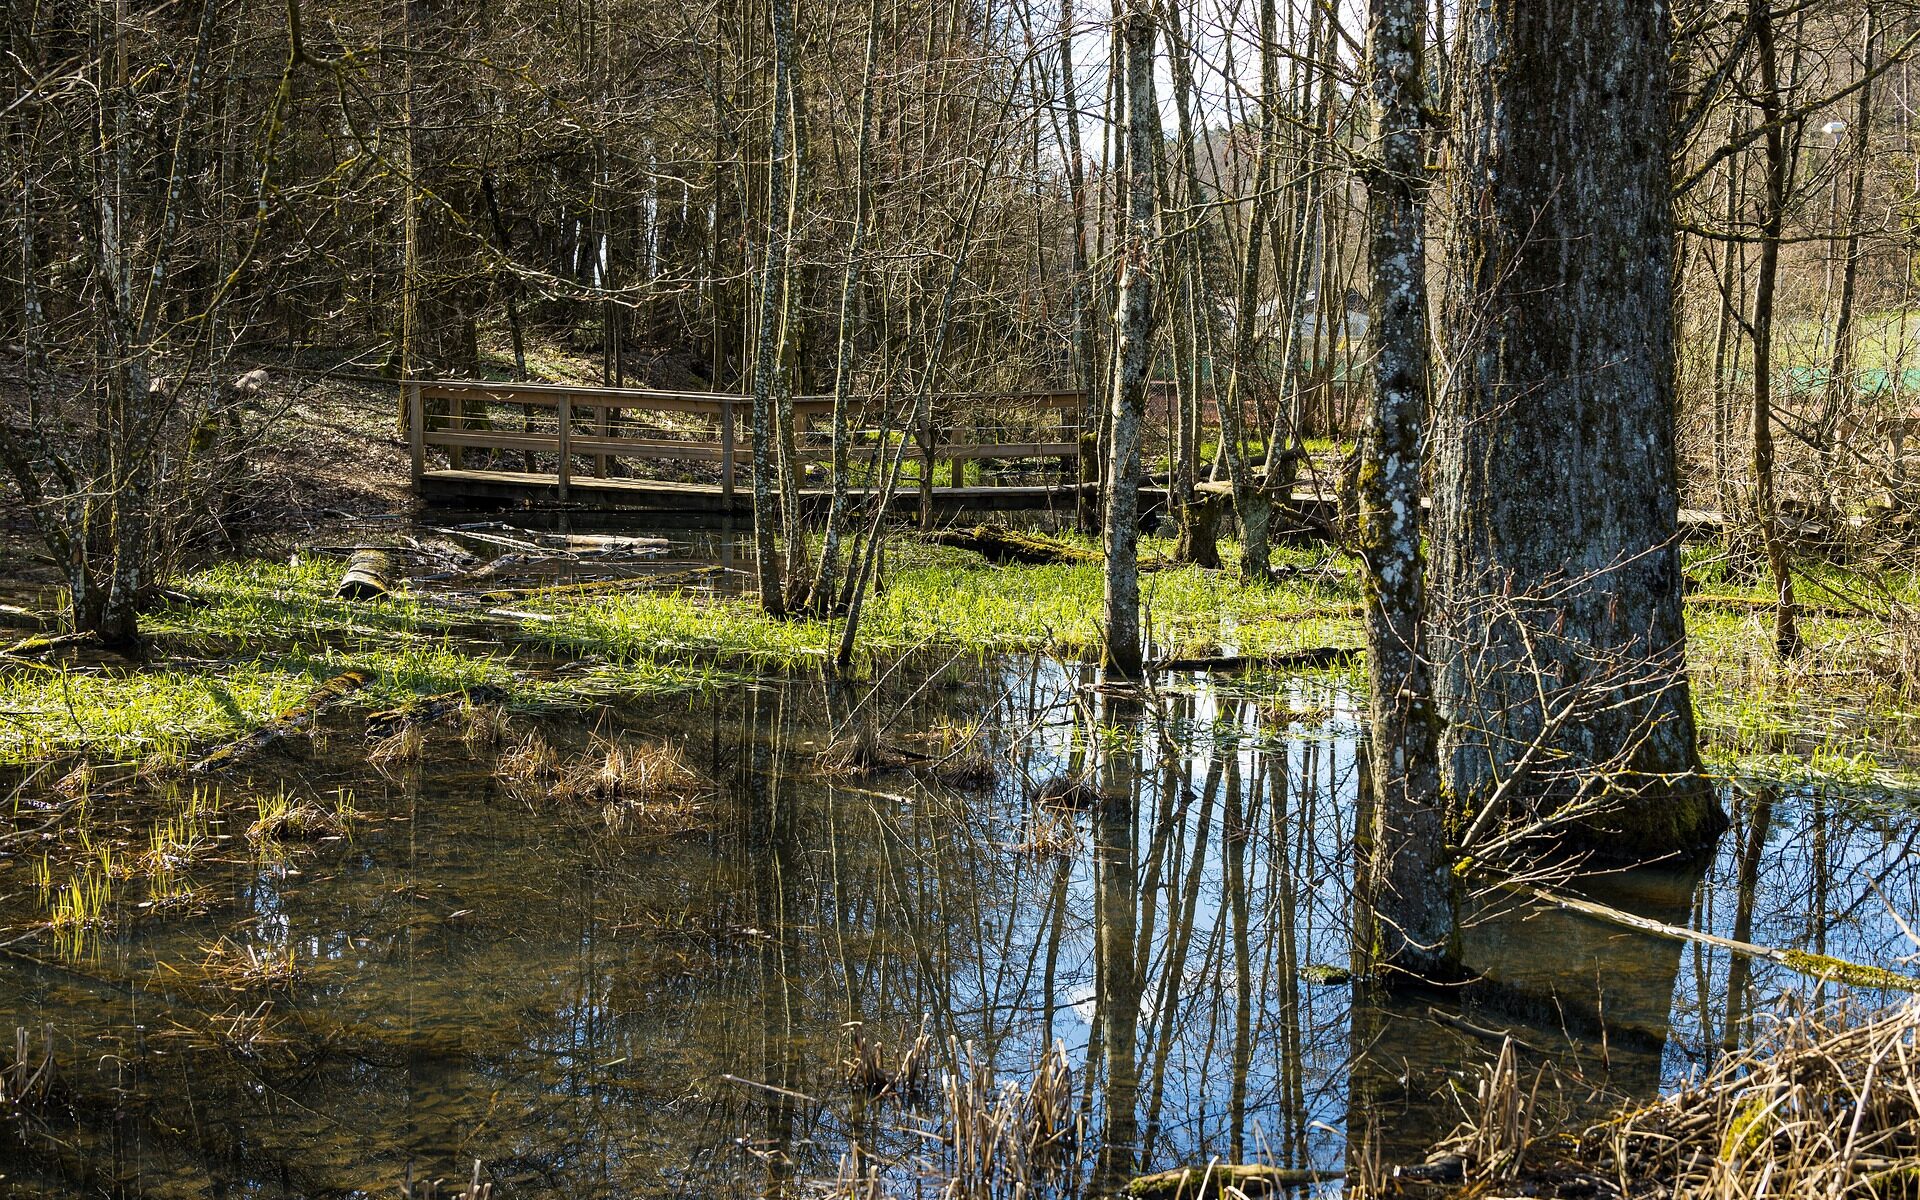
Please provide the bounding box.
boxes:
[52,762,95,800]
[460,701,510,751]
[198,938,303,994]
[571,738,700,803]
[1011,806,1080,859]
[1593,1001,1920,1199]
[493,731,565,799]
[493,731,708,835]
[1439,1002,1920,1199]
[822,1039,1082,1200]
[928,747,999,791]
[843,1017,933,1100]
[246,789,351,843]
[368,723,426,771]
[1440,1036,1545,1190]
[1,1026,54,1114]
[816,724,898,778]
[932,1038,1079,1197]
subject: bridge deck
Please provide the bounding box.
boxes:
[419,468,1094,514]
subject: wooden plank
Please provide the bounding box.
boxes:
[424,429,1070,465]
[425,430,734,461]
[417,381,1088,414]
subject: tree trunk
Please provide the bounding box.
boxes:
[1100,0,1158,678]
[747,0,797,616]
[808,0,879,616]
[1358,0,1451,981]
[1821,9,1879,497]
[1750,0,1803,660]
[1215,0,1279,586]
[1433,0,1724,859]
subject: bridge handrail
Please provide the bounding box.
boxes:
[404,378,1089,503]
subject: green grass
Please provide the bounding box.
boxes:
[0,559,716,766]
[0,661,308,766]
[7,538,1920,801]
[517,539,1362,668]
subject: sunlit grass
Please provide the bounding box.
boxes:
[0,662,306,765]
[10,541,1919,801]
[518,538,1363,667]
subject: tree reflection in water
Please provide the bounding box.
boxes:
[0,658,1912,1197]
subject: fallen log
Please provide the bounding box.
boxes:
[189,669,374,774]
[336,550,394,600]
[925,524,1101,566]
[1,630,100,658]
[0,604,48,632]
[1514,882,1920,992]
[1149,646,1361,674]
[1126,1164,1343,1198]
[364,684,509,740]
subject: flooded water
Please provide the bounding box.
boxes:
[1,655,1916,1197]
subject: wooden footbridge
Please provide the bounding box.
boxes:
[403,378,1724,535]
[405,379,1098,517]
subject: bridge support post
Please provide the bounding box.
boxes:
[407,384,425,489]
[556,392,573,507]
[720,395,736,507]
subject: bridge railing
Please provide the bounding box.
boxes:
[405,380,1088,503]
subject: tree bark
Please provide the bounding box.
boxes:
[1358,0,1452,981]
[1215,0,1279,586]
[1749,0,1803,660]
[1100,0,1159,677]
[747,0,797,616]
[807,0,879,616]
[1433,0,1724,858]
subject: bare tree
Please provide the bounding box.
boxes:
[1100,0,1161,677]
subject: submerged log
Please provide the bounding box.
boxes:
[1126,1164,1343,1198]
[0,604,48,632]
[925,524,1102,566]
[336,550,394,600]
[189,669,375,774]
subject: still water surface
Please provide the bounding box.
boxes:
[1,655,1914,1196]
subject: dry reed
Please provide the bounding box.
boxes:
[197,938,303,994]
[1439,1001,1920,1199]
[0,1026,54,1113]
[493,731,708,835]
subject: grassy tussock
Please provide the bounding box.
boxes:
[1439,1003,1920,1199]
[246,788,355,843]
[493,732,709,836]
[1596,1003,1920,1199]
[197,937,303,994]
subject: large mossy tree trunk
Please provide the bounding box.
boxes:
[1432,0,1724,859]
